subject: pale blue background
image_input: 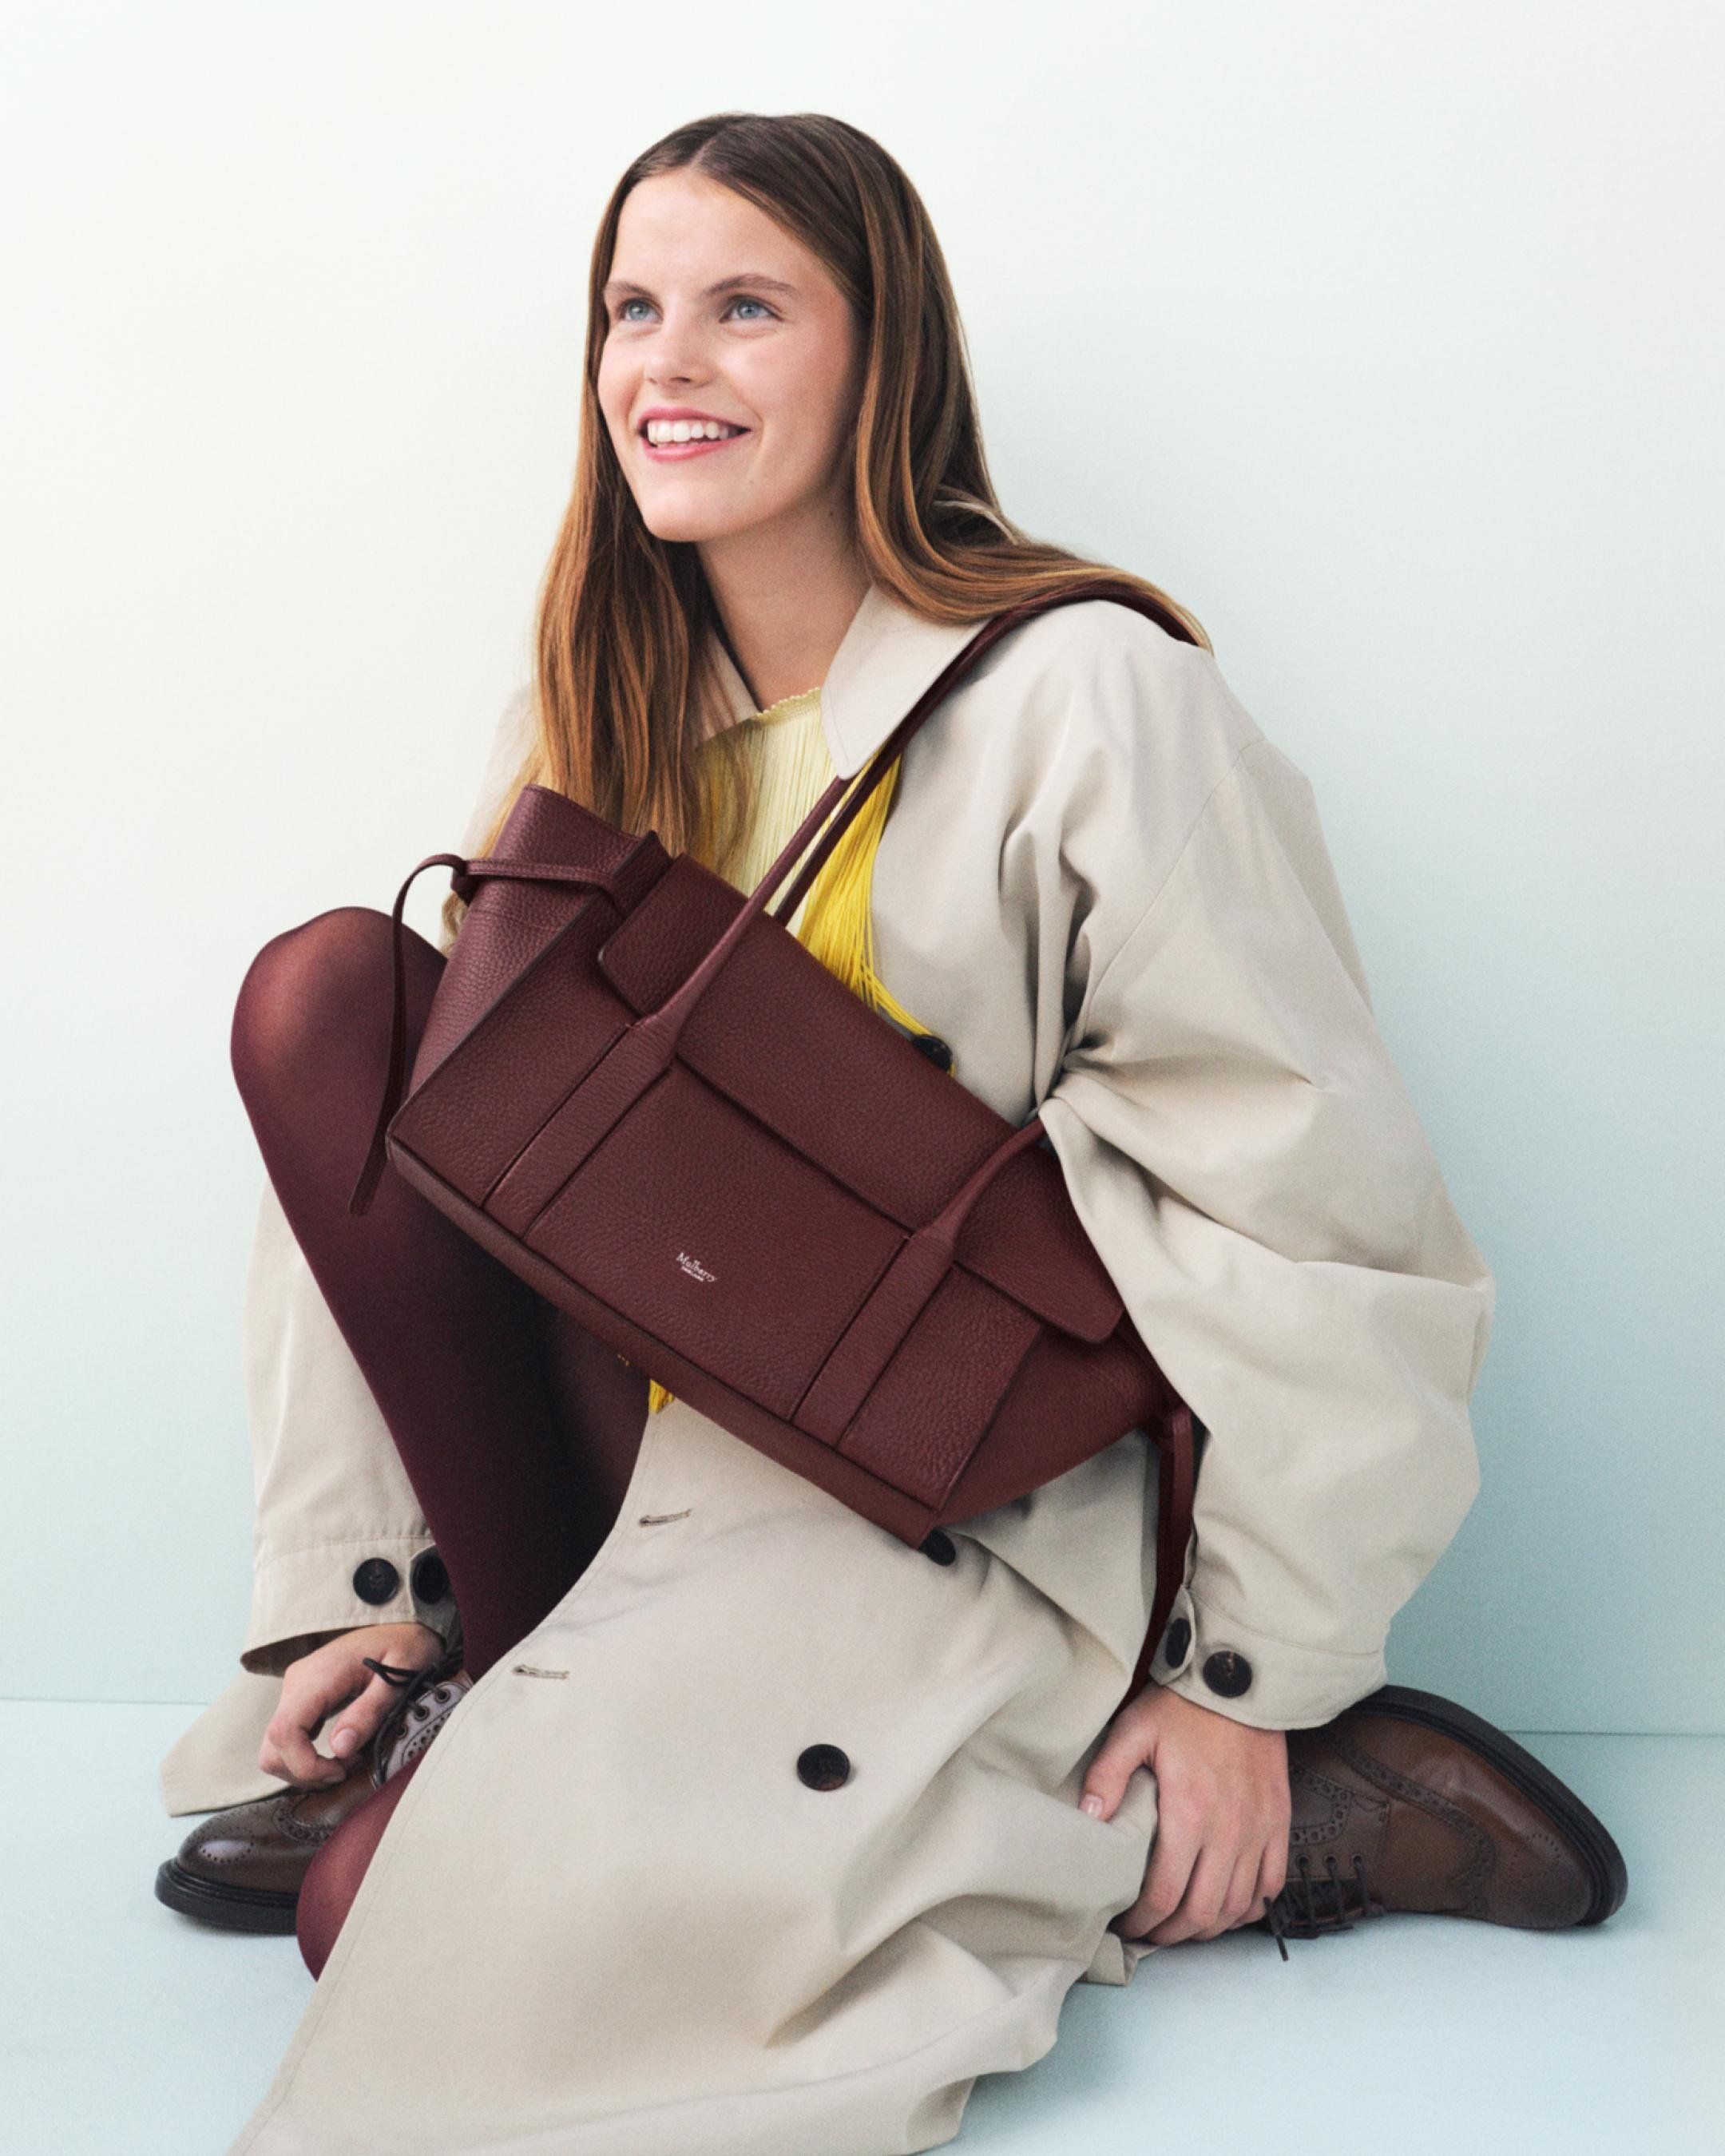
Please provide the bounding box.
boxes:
[2,0,1719,1733]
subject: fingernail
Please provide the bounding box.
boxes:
[1081,1794,1104,1817]
[331,1727,358,1756]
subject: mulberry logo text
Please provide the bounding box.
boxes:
[676,1250,717,1283]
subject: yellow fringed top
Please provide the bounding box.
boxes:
[644,684,946,1415]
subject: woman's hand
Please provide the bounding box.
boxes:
[259,1621,446,1789]
[1080,1680,1291,1945]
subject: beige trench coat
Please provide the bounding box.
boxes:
[164,585,1493,2154]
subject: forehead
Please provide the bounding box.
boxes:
[608,168,810,283]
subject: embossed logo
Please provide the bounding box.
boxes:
[676,1250,717,1283]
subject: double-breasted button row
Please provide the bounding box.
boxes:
[795,1526,958,1793]
[796,1745,851,1791]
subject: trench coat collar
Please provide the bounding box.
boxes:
[701,582,988,779]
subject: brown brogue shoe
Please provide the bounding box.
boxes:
[154,1648,471,1934]
[1260,1683,1628,1956]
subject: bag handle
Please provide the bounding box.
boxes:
[608,582,1199,1138]
[634,580,1190,1056]
[348,578,1192,1215]
[762,576,1188,925]
[480,584,1198,1314]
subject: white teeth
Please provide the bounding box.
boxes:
[644,418,743,445]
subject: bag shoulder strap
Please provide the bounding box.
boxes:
[764,577,1196,925]
[348,578,1195,1217]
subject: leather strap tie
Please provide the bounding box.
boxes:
[347,851,642,1217]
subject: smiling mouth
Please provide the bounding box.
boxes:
[638,418,751,462]
[640,416,748,446]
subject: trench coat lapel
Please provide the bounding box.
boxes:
[703,582,985,778]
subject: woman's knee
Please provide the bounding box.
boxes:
[232,907,390,1093]
[231,906,442,1105]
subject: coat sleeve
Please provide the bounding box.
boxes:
[236,1174,463,1674]
[234,684,536,1677]
[1037,723,1493,1731]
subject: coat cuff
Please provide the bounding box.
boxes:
[239,1535,462,1678]
[158,1668,286,1817]
[1144,1581,1387,1731]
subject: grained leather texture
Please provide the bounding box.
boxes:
[395,905,637,1205]
[410,791,668,1091]
[398,822,1152,1493]
[527,1061,910,1421]
[594,854,1124,1342]
[363,582,1200,1700]
[834,1266,1041,1502]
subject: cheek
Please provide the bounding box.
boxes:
[748,357,852,486]
[595,345,634,439]
[799,339,863,467]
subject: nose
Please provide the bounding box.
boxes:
[644,308,709,391]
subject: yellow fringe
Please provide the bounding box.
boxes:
[645,721,946,1417]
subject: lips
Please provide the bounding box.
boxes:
[633,405,741,433]
[637,415,751,464]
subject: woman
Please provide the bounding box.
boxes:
[157,112,1624,2156]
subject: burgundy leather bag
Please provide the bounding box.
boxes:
[350,581,1196,1704]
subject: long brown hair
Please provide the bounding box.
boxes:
[443,109,1206,948]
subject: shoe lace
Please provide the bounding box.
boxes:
[1259,1853,1386,1961]
[362,1645,468,1778]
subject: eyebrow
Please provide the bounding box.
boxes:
[601,272,800,303]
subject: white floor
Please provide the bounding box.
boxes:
[0,1706,1719,2156]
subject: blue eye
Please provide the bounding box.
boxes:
[611,293,775,326]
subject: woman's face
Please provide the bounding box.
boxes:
[597,168,863,553]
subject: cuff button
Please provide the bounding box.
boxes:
[352,1557,400,1605]
[410,1549,450,1603]
[1201,1649,1253,1698]
[1160,1615,1192,1667]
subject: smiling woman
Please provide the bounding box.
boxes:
[597,177,862,587]
[437,115,1204,920]
[166,105,1624,2156]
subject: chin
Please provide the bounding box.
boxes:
[633,499,755,545]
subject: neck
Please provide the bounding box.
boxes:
[699,497,870,717]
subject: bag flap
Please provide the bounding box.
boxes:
[596,858,1125,1346]
[952,1151,1124,1343]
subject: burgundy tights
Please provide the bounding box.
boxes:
[230,906,649,1978]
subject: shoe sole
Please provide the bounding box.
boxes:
[1354,1684,1628,1925]
[153,1858,300,1936]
